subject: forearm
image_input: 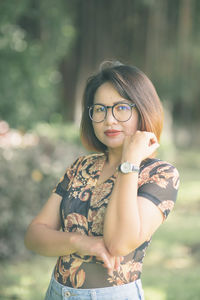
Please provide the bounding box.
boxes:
[24,223,81,257]
[103,172,142,256]
[24,222,119,272]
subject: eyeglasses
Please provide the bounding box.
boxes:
[88,102,136,123]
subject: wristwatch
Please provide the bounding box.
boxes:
[118,161,140,174]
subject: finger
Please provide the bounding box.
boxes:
[107,268,114,276]
[150,142,160,152]
[114,256,121,270]
[120,256,124,263]
[109,256,116,270]
[100,253,113,270]
[149,136,158,146]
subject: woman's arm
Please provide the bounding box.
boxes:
[103,131,164,256]
[24,193,77,256]
[24,193,120,272]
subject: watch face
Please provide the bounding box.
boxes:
[120,162,131,173]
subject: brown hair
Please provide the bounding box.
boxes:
[80,61,164,152]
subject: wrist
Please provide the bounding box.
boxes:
[121,156,142,166]
[118,161,140,174]
[69,232,83,252]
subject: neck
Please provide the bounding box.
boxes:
[105,147,122,167]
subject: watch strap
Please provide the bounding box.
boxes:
[118,161,140,173]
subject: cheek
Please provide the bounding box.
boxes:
[92,123,101,138]
[131,112,140,129]
[124,116,139,134]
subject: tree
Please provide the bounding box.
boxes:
[60,0,200,127]
[0,0,74,129]
[60,0,149,123]
[0,0,200,129]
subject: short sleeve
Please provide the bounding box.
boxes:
[138,160,180,218]
[52,156,85,197]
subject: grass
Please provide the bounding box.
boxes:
[0,257,56,300]
[0,147,200,300]
[142,147,200,300]
[142,210,200,300]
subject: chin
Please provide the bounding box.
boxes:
[96,135,124,150]
[105,141,123,150]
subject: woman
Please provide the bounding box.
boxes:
[25,61,180,300]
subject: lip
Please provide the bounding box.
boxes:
[104,129,121,137]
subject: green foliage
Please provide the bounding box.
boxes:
[0,257,55,300]
[1,0,200,130]
[0,127,85,260]
[33,122,81,144]
[0,0,75,129]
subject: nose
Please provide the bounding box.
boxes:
[104,107,117,124]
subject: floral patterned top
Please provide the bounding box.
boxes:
[53,153,179,288]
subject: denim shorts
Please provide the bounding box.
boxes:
[44,273,145,300]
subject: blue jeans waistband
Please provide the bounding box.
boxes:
[45,273,145,300]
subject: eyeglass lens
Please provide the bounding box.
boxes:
[89,103,134,122]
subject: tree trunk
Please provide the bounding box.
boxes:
[60,0,149,124]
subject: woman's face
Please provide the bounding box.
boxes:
[92,82,139,153]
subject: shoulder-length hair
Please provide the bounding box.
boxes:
[80,61,164,153]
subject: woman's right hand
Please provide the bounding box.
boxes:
[24,192,123,274]
[74,235,123,275]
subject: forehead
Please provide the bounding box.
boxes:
[93,82,130,105]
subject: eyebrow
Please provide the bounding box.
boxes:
[94,100,131,105]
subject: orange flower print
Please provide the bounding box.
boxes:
[64,213,88,233]
[86,177,96,187]
[62,255,71,263]
[80,189,92,202]
[54,258,70,284]
[88,206,106,235]
[139,161,178,190]
[75,269,85,288]
[72,177,83,188]
[108,261,142,285]
[90,183,111,207]
[53,155,179,288]
[69,259,84,288]
[172,168,180,189]
[158,200,174,215]
[71,253,93,263]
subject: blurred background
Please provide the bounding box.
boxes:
[0,0,200,299]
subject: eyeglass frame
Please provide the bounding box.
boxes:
[88,102,136,123]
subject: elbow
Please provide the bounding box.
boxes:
[109,247,131,257]
[106,241,135,257]
[105,237,144,257]
[104,228,146,256]
[24,222,40,252]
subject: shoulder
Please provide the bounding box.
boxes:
[80,152,105,164]
[139,158,180,189]
[140,158,179,174]
[69,153,104,169]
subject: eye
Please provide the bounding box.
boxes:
[94,105,106,113]
[116,104,131,111]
